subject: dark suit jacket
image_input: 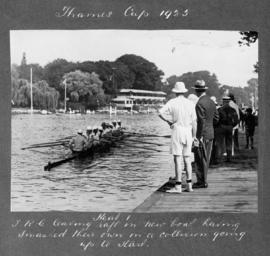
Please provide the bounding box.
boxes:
[218,104,239,127]
[195,94,219,140]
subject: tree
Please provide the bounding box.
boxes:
[43,58,77,94]
[116,54,164,91]
[239,31,258,73]
[33,80,60,110]
[247,78,258,109]
[220,85,250,106]
[78,60,135,95]
[238,31,258,46]
[11,78,59,110]
[166,71,222,100]
[62,70,105,109]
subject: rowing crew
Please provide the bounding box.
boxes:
[68,120,123,153]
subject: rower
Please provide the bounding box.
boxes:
[112,120,118,130]
[86,126,94,149]
[86,126,93,139]
[101,123,113,139]
[92,126,100,146]
[69,129,87,153]
[101,122,108,134]
[98,126,104,137]
[117,120,122,130]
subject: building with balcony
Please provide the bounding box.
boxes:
[111,89,166,110]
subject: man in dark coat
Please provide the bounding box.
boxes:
[215,96,239,162]
[192,80,219,188]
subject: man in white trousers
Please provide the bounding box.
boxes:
[159,82,197,193]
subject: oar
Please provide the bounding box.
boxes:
[123,131,170,138]
[79,161,101,172]
[44,154,78,171]
[123,138,164,146]
[27,140,70,147]
[117,142,162,152]
[56,135,73,141]
[22,142,68,150]
[96,136,162,152]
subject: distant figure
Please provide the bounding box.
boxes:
[69,129,87,153]
[215,96,239,162]
[159,81,197,193]
[244,108,257,149]
[228,93,241,152]
[210,96,219,108]
[193,80,219,189]
[187,94,199,105]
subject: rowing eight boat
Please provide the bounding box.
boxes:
[44,130,125,171]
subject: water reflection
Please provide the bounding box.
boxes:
[11,113,173,211]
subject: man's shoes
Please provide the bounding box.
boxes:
[165,186,182,193]
[192,182,208,189]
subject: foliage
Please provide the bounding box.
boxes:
[238,31,258,73]
[11,78,59,109]
[43,58,77,93]
[220,78,258,107]
[253,62,259,73]
[166,71,222,100]
[116,54,164,91]
[62,70,105,109]
[238,31,258,46]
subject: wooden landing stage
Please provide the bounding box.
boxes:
[134,132,258,213]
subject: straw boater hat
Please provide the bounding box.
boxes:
[86,126,92,130]
[77,129,83,134]
[172,82,188,93]
[192,80,208,90]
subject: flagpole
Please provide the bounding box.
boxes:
[30,67,33,114]
[64,79,67,113]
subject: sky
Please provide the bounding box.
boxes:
[10,30,258,88]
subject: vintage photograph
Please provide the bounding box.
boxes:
[10,30,258,212]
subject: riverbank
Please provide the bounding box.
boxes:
[133,130,258,213]
[11,107,159,115]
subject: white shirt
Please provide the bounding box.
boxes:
[229,100,240,129]
[159,95,197,127]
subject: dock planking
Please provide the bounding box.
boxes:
[133,130,258,213]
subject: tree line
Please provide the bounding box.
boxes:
[12,51,258,111]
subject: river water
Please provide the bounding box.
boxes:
[11,113,174,212]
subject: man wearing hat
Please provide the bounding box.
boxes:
[159,82,197,193]
[69,129,87,153]
[228,93,241,153]
[193,80,219,188]
[215,95,239,162]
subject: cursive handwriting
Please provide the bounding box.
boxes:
[55,6,113,19]
[55,5,189,21]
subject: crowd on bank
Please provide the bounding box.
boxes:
[159,80,258,193]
